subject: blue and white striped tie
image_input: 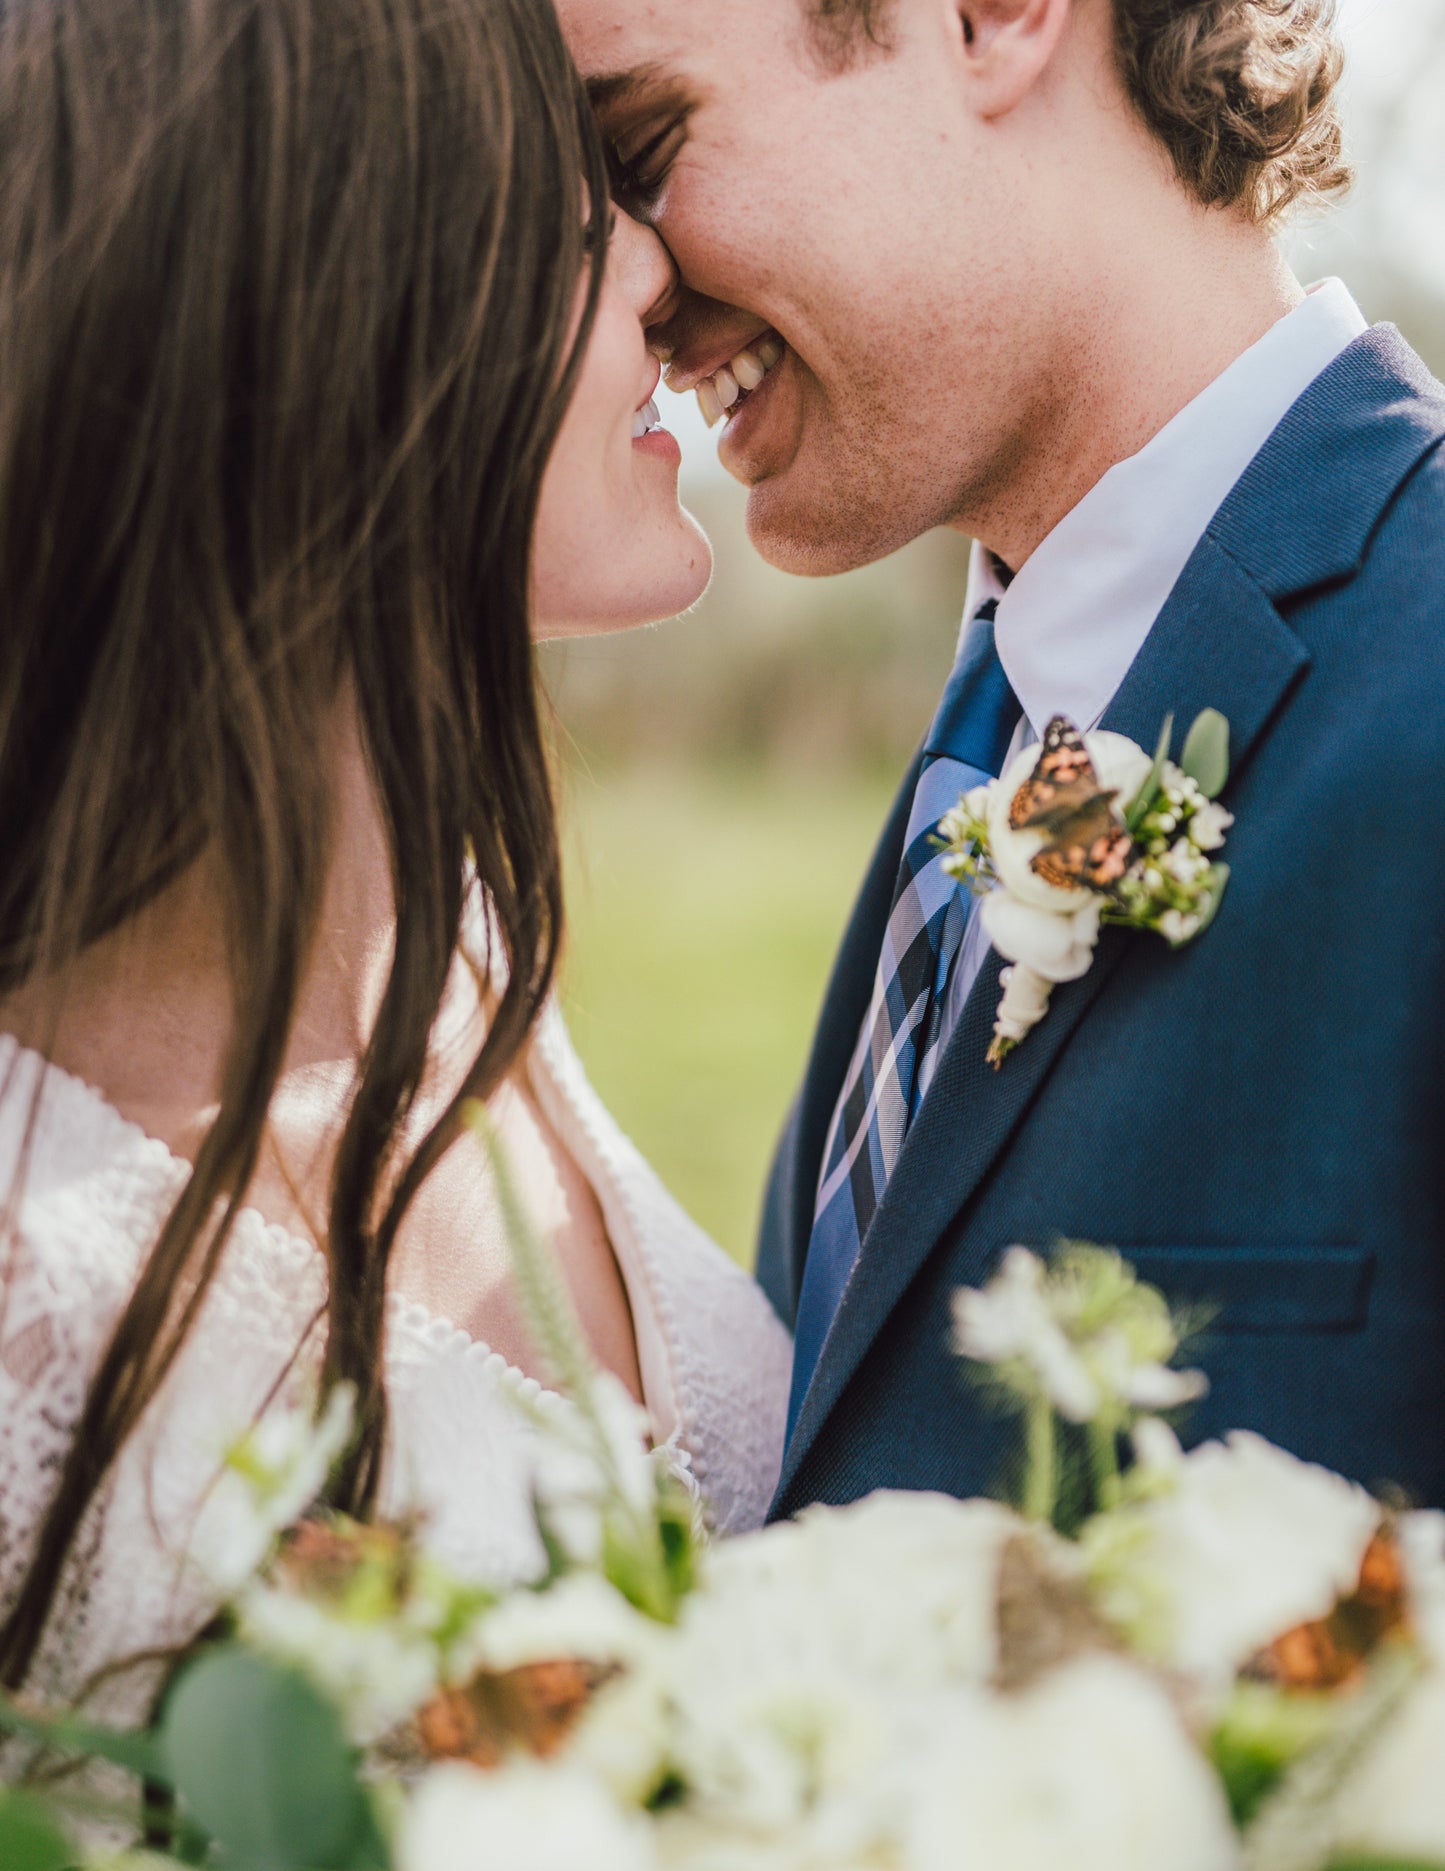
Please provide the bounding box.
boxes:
[788,601,1020,1432]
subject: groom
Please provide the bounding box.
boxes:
[560,0,1445,1511]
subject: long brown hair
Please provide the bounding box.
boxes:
[0,0,608,1685]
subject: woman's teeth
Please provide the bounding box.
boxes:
[695,335,784,428]
[631,397,662,440]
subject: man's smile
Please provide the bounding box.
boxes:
[665,330,787,427]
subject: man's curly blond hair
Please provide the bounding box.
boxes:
[808,0,1352,225]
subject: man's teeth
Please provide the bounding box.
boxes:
[695,336,784,428]
[631,397,661,440]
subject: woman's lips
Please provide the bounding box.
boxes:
[631,397,680,464]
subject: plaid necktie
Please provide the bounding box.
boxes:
[788,601,1020,1432]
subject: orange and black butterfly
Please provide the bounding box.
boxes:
[1246,1527,1411,1692]
[1008,716,1134,892]
[416,1657,616,1768]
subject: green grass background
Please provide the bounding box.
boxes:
[558,762,897,1267]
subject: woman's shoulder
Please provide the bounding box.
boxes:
[527,1001,792,1536]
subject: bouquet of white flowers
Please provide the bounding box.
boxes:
[4,1119,1442,1871]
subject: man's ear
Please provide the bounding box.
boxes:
[954,0,1076,118]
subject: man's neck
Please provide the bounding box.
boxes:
[960,219,1302,570]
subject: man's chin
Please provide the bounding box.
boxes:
[743,475,926,577]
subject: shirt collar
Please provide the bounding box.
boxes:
[960,278,1369,735]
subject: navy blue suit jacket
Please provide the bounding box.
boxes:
[758,326,1445,1520]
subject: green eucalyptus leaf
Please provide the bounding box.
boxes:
[334,1801,393,1871]
[1124,713,1174,832]
[0,1788,73,1871]
[161,1648,369,1871]
[1180,708,1230,798]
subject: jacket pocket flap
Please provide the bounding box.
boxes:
[1124,1246,1374,1332]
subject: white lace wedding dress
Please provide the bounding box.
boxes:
[0,1004,792,1728]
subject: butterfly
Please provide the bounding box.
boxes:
[1008,716,1134,892]
[416,1657,617,1768]
[1245,1526,1410,1692]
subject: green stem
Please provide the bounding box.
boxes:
[1023,1393,1057,1525]
[1089,1415,1122,1514]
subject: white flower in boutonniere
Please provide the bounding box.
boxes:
[939,708,1235,1066]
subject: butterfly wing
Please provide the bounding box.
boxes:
[1009,716,1134,892]
[1008,716,1100,831]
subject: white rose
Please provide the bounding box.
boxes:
[1332,1673,1445,1862]
[986,731,1153,911]
[1401,1511,1445,1666]
[980,891,1102,983]
[904,1658,1239,1871]
[699,1493,1021,1695]
[1094,1432,1380,1694]
[399,1760,657,1871]
[568,1667,675,1809]
[1190,800,1234,852]
[643,1495,1023,1845]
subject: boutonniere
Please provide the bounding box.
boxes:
[938,709,1234,1067]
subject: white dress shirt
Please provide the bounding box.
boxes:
[917,278,1369,1100]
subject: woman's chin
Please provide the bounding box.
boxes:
[534,515,713,639]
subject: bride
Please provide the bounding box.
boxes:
[0,0,790,1723]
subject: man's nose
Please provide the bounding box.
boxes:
[612,211,682,338]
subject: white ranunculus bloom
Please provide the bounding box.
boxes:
[986,731,1154,911]
[1332,1673,1445,1862]
[400,1760,657,1871]
[904,1657,1240,1871]
[1091,1432,1380,1693]
[952,1247,1100,1422]
[980,890,1102,983]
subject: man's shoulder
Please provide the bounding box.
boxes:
[1258,328,1445,647]
[1320,401,1445,640]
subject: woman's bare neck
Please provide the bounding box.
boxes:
[0,708,396,1162]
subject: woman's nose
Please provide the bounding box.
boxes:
[611,211,680,331]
